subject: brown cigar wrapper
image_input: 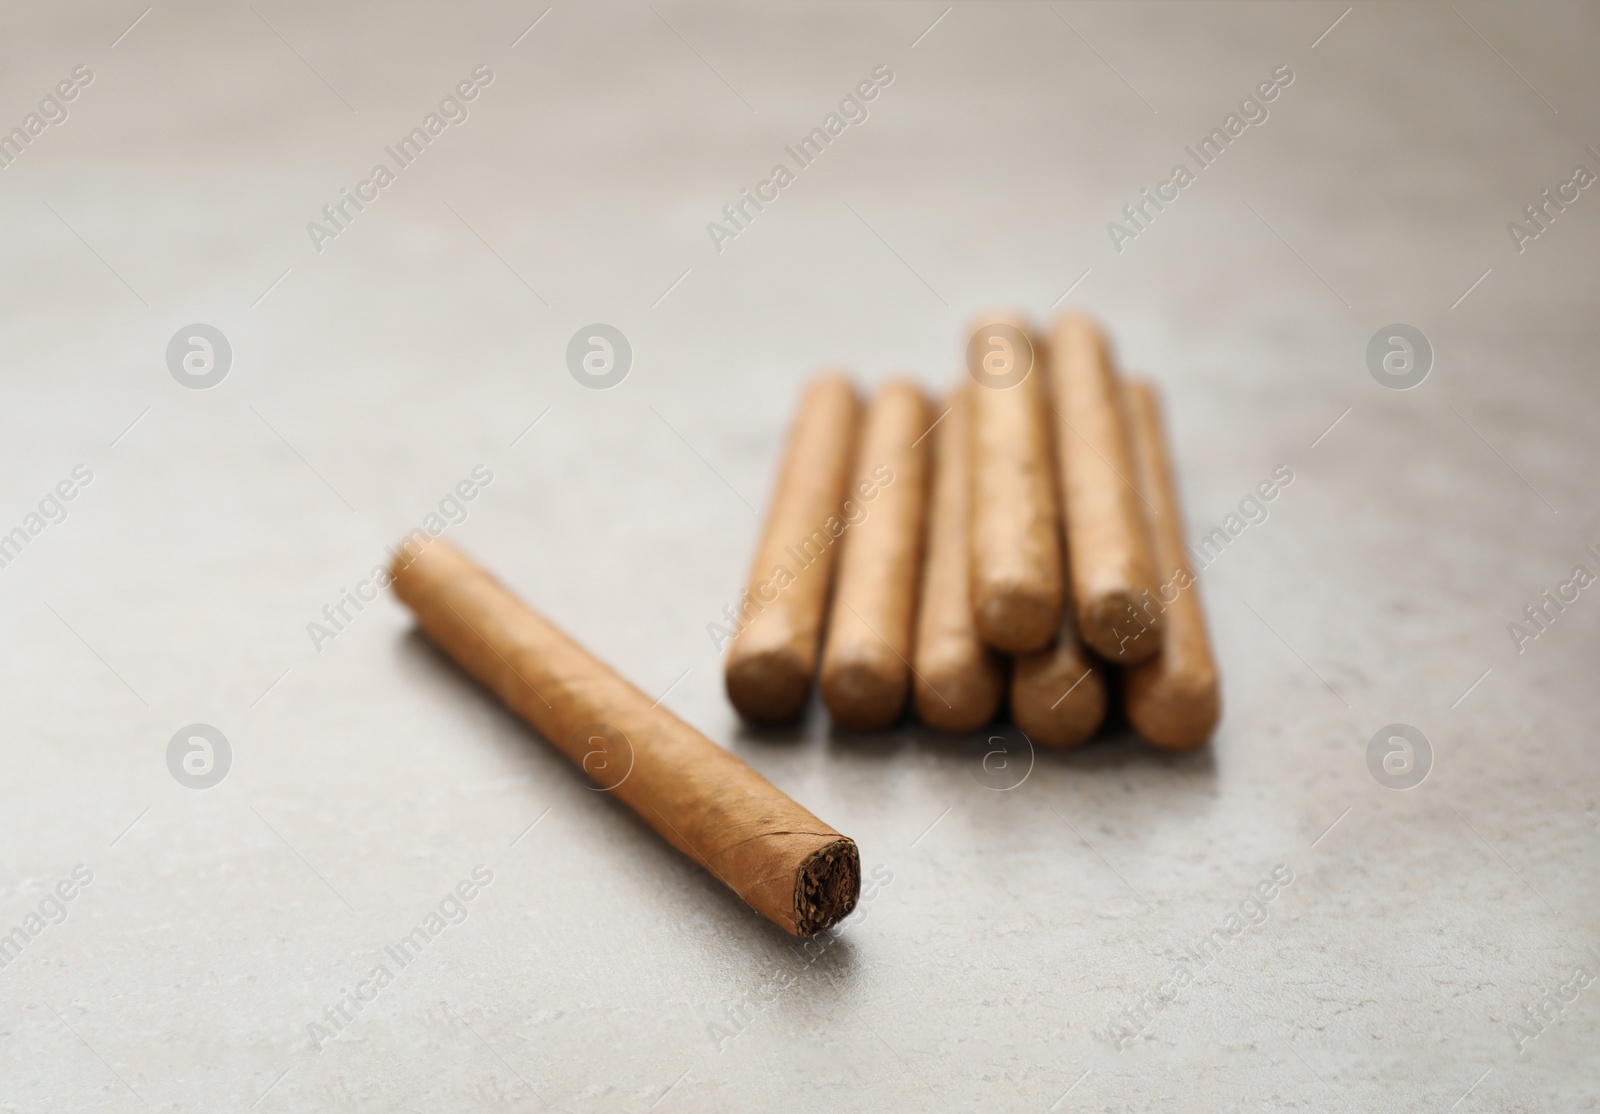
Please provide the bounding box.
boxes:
[967,315,1064,653]
[1011,592,1108,749]
[1051,313,1163,664]
[726,374,862,723]
[392,539,860,936]
[821,380,931,731]
[914,385,1004,732]
[1122,379,1221,750]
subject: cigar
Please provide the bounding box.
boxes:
[913,384,1004,732]
[1050,313,1163,664]
[391,539,860,936]
[1122,379,1221,750]
[724,374,862,724]
[967,314,1064,654]
[1011,602,1109,749]
[820,380,931,731]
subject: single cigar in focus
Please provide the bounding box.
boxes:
[967,314,1063,654]
[1012,601,1108,749]
[725,375,862,723]
[1050,313,1163,663]
[392,539,860,936]
[820,380,931,731]
[913,385,1004,732]
[1122,379,1221,750]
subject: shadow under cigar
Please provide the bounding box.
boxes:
[799,688,1222,781]
[1047,670,1220,777]
[721,664,1220,777]
[822,719,917,761]
[729,718,811,747]
[1048,724,1220,779]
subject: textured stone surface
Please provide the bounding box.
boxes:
[1,3,1596,1111]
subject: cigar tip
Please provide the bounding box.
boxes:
[793,837,860,936]
[1053,309,1098,330]
[879,376,929,404]
[808,369,859,398]
[974,592,1061,655]
[915,657,1004,734]
[916,696,1001,735]
[1080,594,1163,664]
[725,646,813,724]
[1127,670,1220,751]
[386,531,464,586]
[821,659,908,732]
[1012,659,1109,749]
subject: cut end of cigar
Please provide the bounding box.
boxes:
[821,660,909,732]
[1080,592,1162,664]
[974,589,1061,655]
[725,645,812,725]
[915,663,1005,734]
[794,837,860,936]
[1126,669,1220,752]
[1011,660,1109,749]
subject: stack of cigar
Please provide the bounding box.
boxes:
[724,312,1220,751]
[385,310,1220,939]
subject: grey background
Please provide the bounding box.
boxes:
[2,2,1598,1111]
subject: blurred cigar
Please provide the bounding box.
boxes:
[392,539,859,936]
[1011,599,1108,749]
[1122,379,1220,750]
[820,380,931,731]
[967,314,1063,653]
[1050,314,1163,663]
[725,375,861,724]
[913,385,1004,732]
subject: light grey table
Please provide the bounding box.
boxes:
[2,3,1596,1111]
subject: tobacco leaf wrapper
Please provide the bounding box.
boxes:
[392,538,860,936]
